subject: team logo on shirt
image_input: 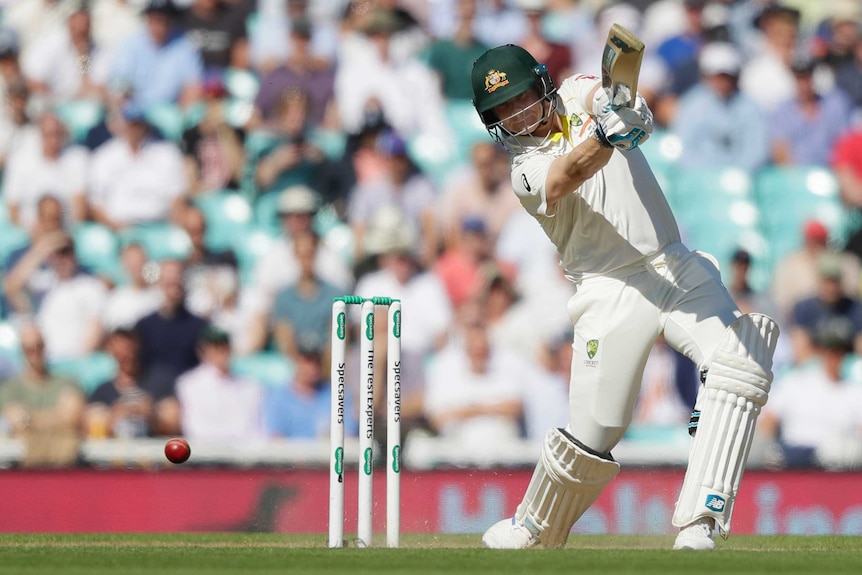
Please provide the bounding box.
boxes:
[569,113,583,127]
[485,70,509,93]
[586,339,599,359]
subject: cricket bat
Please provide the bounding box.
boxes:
[601,23,645,108]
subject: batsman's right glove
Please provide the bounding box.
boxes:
[594,93,654,151]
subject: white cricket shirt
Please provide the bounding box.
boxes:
[509,75,680,281]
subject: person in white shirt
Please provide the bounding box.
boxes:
[470,44,779,551]
[175,326,265,442]
[252,185,353,297]
[2,111,89,230]
[102,242,162,331]
[36,233,108,360]
[88,103,189,230]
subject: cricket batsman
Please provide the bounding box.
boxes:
[470,44,779,550]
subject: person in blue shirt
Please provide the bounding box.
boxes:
[263,342,358,439]
[108,0,204,111]
[671,41,769,172]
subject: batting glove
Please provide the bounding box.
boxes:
[596,94,654,150]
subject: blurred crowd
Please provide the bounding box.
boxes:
[1,0,862,469]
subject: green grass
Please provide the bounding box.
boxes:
[0,533,859,574]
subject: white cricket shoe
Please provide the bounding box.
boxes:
[482,517,539,549]
[673,517,715,551]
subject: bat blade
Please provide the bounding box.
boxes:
[601,23,645,108]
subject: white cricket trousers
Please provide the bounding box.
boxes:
[565,242,741,454]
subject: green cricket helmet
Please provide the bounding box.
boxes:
[471,45,557,148]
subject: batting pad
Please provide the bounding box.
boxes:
[515,428,620,548]
[673,313,779,538]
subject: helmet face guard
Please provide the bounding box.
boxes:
[471,45,558,152]
[481,65,557,151]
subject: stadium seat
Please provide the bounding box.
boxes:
[445,98,489,161]
[231,351,294,388]
[231,226,279,284]
[55,99,105,144]
[670,166,754,219]
[0,321,22,370]
[72,222,122,280]
[120,223,193,262]
[407,132,462,188]
[194,191,253,252]
[0,222,29,266]
[144,102,185,142]
[254,191,282,235]
[50,352,118,395]
[223,68,260,102]
[755,165,849,254]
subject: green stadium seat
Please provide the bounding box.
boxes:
[223,68,260,102]
[72,223,121,279]
[195,191,253,252]
[50,352,118,395]
[254,191,282,235]
[231,226,279,284]
[55,99,105,144]
[0,321,22,370]
[755,165,848,247]
[670,167,754,219]
[407,132,462,188]
[144,102,185,142]
[120,223,192,262]
[0,222,30,266]
[445,98,489,161]
[231,351,294,387]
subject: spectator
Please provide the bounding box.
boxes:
[727,248,779,318]
[1,111,89,230]
[179,75,244,194]
[181,204,240,317]
[355,206,453,425]
[631,337,696,427]
[85,329,156,439]
[517,0,573,86]
[834,18,862,118]
[424,0,489,101]
[0,81,37,173]
[90,0,144,53]
[760,318,862,468]
[263,341,354,438]
[437,141,520,248]
[739,4,801,113]
[107,0,204,111]
[521,329,571,447]
[20,3,108,104]
[434,217,495,310]
[473,0,527,48]
[175,326,265,441]
[334,6,452,148]
[671,41,769,171]
[178,0,248,74]
[790,251,862,364]
[816,0,862,74]
[251,15,336,129]
[769,52,852,165]
[423,318,526,451]
[253,87,327,194]
[771,220,860,324]
[134,260,209,412]
[0,324,84,467]
[88,103,189,230]
[272,229,341,361]
[252,185,352,297]
[250,0,338,73]
[2,195,67,316]
[35,233,108,360]
[347,132,439,265]
[102,242,162,331]
[834,128,862,260]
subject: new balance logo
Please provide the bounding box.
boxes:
[705,495,726,512]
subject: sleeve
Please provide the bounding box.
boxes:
[0,151,25,206]
[65,147,90,193]
[511,153,555,217]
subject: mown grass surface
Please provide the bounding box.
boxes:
[0,533,859,574]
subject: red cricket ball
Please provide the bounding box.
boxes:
[164,438,191,464]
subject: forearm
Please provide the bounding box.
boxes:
[545,136,613,206]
